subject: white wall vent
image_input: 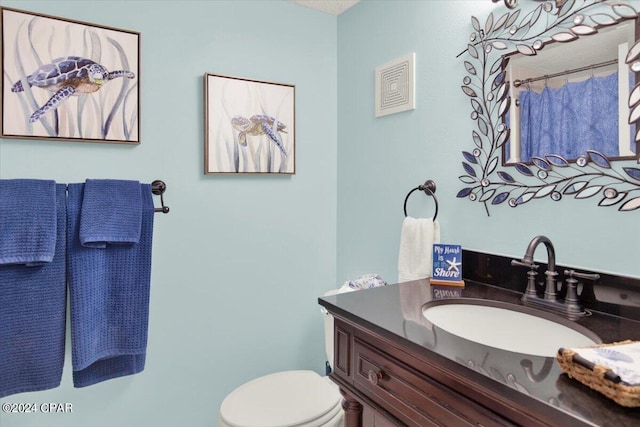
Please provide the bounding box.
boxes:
[375,53,415,117]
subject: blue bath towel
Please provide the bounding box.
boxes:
[0,184,67,398]
[67,182,154,388]
[80,179,142,248]
[0,179,57,265]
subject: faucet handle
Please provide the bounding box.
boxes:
[511,259,539,270]
[562,270,597,317]
[564,269,600,282]
[513,259,539,299]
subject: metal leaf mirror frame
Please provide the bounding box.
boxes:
[458,0,640,215]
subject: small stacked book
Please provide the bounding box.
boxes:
[431,243,465,287]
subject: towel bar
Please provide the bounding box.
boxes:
[403,179,438,220]
[151,180,170,214]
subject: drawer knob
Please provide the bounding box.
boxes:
[367,369,383,386]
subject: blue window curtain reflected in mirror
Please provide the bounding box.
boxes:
[519,72,632,162]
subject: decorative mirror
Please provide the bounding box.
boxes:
[458,0,640,214]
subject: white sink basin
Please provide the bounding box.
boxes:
[422,299,600,357]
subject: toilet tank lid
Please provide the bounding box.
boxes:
[219,370,340,426]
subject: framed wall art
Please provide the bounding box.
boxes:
[1,7,140,144]
[204,73,295,174]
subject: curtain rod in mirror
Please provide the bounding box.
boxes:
[513,59,618,88]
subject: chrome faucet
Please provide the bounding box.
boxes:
[511,235,599,320]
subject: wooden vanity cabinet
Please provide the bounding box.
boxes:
[331,317,550,427]
[321,279,640,426]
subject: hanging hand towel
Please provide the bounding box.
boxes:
[0,179,57,265]
[398,216,441,283]
[67,181,154,388]
[0,184,67,398]
[79,179,142,248]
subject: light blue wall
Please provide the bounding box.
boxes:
[337,0,640,285]
[2,0,640,426]
[0,1,336,426]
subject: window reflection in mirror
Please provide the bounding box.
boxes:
[503,18,639,165]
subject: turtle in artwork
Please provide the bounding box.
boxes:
[231,114,288,156]
[11,56,135,123]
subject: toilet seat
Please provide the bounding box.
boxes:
[219,370,342,427]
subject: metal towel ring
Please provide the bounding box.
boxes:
[403,180,438,221]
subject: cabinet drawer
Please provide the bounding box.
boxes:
[354,338,512,427]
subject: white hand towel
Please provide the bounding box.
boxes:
[398,217,441,283]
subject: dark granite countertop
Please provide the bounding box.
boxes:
[319,280,640,426]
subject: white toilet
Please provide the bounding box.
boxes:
[218,290,344,427]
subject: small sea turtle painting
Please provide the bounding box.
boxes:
[11,56,135,123]
[231,114,288,156]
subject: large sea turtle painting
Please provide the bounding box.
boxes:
[231,114,288,156]
[11,55,135,123]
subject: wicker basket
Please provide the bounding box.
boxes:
[557,340,640,408]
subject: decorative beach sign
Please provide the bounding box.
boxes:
[431,243,465,287]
